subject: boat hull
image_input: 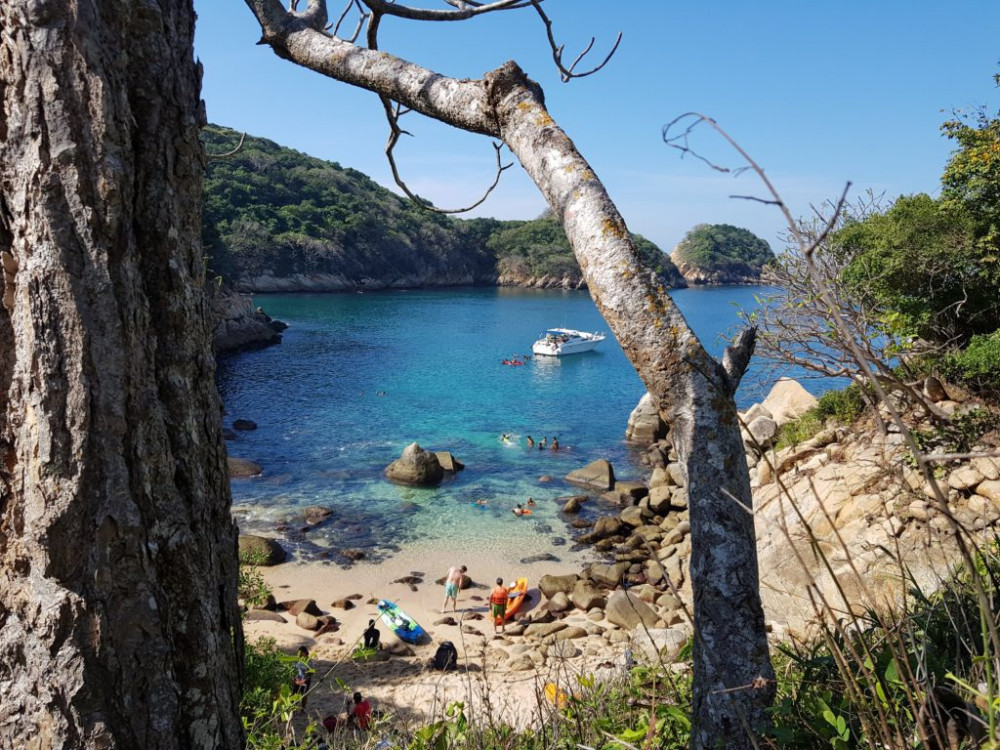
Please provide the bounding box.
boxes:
[532,328,605,357]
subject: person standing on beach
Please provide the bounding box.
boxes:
[490,578,512,634]
[442,564,467,612]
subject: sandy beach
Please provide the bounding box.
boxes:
[244,545,634,732]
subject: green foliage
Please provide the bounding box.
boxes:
[834,193,999,344]
[238,548,272,609]
[488,216,681,285]
[911,405,1000,458]
[672,223,773,278]
[939,328,1000,390]
[768,540,1000,749]
[201,125,680,288]
[241,638,318,749]
[775,385,866,449]
[941,75,1000,246]
[814,385,867,425]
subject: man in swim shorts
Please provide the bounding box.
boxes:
[490,578,511,634]
[442,564,467,612]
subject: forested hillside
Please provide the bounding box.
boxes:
[201,125,682,291]
[670,223,774,284]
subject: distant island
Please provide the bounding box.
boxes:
[670,223,774,285]
[202,125,765,293]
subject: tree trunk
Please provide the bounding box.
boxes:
[0,2,243,748]
[244,3,775,746]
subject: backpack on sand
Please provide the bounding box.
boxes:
[432,641,458,671]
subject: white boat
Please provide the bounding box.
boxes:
[532,328,606,356]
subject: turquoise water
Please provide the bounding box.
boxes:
[217,285,809,563]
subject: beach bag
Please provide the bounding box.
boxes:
[432,641,458,671]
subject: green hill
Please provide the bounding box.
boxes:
[201,125,682,291]
[670,223,773,284]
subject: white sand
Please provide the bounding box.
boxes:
[244,545,629,732]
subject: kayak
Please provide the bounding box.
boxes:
[377,599,426,644]
[495,577,529,626]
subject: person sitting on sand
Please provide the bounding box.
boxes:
[525,435,534,447]
[351,692,372,730]
[442,564,467,612]
[363,619,380,650]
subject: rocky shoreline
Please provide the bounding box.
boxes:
[232,365,1000,727]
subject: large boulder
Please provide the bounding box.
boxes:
[632,627,691,661]
[760,378,818,427]
[625,392,668,444]
[539,573,579,599]
[385,442,444,486]
[591,515,624,540]
[571,580,607,611]
[565,459,616,491]
[238,535,286,566]
[605,590,659,630]
[589,562,630,588]
[746,416,778,447]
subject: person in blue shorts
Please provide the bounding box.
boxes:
[442,564,467,612]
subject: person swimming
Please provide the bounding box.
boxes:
[526,497,536,507]
[526,435,534,448]
[513,504,526,516]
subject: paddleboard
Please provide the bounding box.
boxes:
[376,599,426,644]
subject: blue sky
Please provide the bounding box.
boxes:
[195,1,999,253]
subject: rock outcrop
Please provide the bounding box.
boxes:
[385,443,445,486]
[208,283,285,354]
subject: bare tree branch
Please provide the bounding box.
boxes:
[529,0,621,81]
[205,131,247,161]
[362,0,528,22]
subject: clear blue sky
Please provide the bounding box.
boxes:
[194,1,999,252]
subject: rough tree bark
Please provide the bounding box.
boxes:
[244,2,775,745]
[0,2,243,748]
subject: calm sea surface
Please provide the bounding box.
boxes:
[217,286,825,563]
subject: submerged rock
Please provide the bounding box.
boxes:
[228,457,262,478]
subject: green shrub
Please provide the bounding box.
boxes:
[939,328,1000,390]
[775,384,866,449]
[241,638,302,749]
[814,384,867,425]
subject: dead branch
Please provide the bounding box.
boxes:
[205,131,247,161]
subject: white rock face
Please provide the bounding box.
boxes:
[759,378,819,427]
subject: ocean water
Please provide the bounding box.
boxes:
[217,285,816,564]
